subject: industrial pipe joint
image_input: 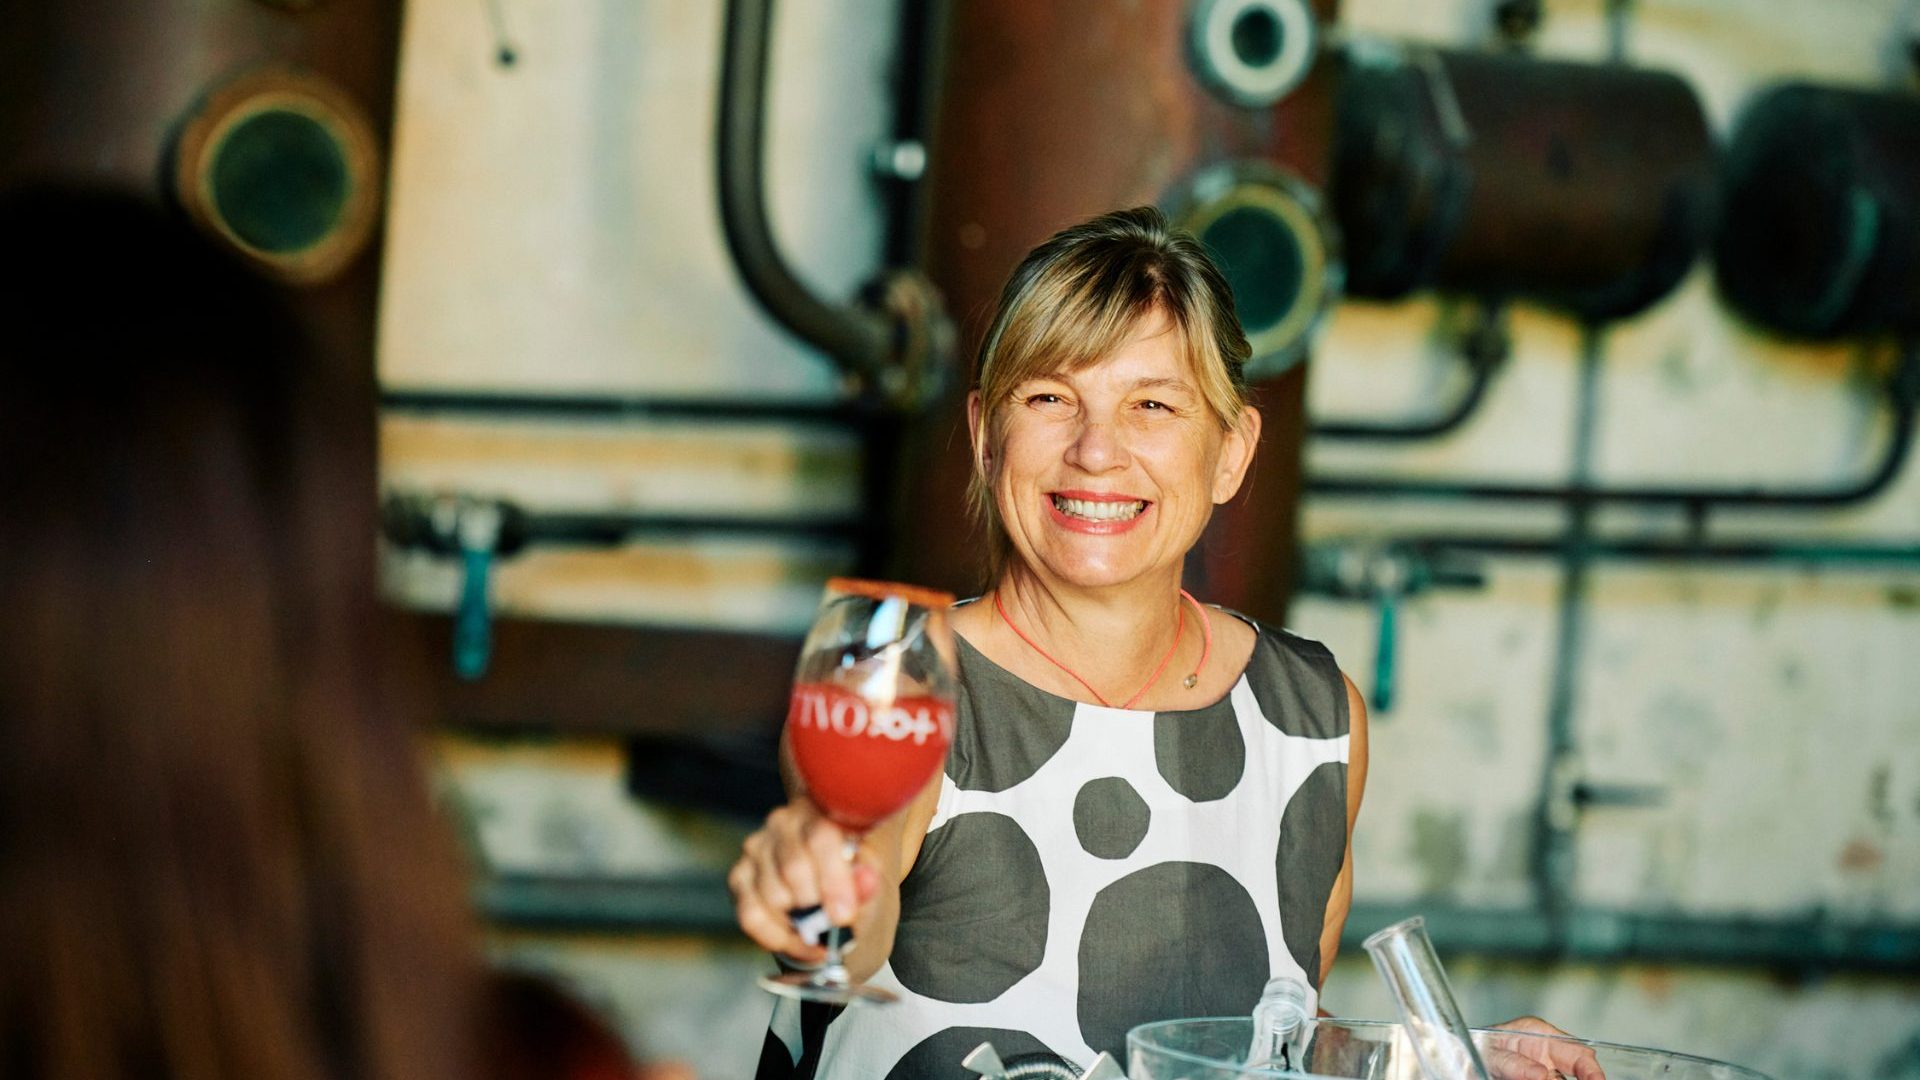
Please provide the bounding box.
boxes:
[717,0,956,410]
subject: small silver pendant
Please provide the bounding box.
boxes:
[1183,673,1198,689]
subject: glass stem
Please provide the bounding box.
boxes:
[819,836,862,980]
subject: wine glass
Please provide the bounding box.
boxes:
[759,577,957,1006]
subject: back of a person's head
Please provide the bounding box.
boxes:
[0,184,479,1080]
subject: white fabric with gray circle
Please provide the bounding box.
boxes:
[758,609,1350,1078]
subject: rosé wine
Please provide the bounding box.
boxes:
[786,682,954,830]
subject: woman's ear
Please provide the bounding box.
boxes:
[966,390,989,476]
[1212,405,1262,504]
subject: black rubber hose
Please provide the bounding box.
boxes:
[1308,344,1920,511]
[717,0,893,375]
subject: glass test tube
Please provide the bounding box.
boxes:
[1362,917,1491,1080]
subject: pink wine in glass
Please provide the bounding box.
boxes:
[786,683,954,831]
[760,578,957,1007]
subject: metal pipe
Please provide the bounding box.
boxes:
[1395,536,1920,566]
[520,510,862,545]
[381,494,865,555]
[1533,327,1605,929]
[478,872,736,934]
[1342,902,1920,974]
[716,0,897,384]
[1310,346,1499,442]
[466,872,1920,972]
[379,387,872,429]
[878,0,949,271]
[1308,344,1920,511]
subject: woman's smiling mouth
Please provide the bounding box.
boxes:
[1046,491,1151,532]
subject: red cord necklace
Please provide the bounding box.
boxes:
[993,588,1213,709]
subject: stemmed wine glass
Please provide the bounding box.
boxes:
[759,577,957,1006]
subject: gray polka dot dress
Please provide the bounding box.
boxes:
[757,609,1352,1079]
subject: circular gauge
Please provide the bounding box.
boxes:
[173,67,381,284]
[1168,161,1343,380]
[1187,0,1319,109]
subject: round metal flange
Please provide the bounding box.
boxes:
[1167,161,1343,381]
[866,268,956,411]
[1187,0,1319,109]
[172,67,382,285]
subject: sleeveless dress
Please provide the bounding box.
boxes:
[757,609,1352,1079]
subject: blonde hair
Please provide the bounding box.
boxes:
[967,206,1254,584]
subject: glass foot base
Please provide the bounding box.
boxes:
[759,971,897,1006]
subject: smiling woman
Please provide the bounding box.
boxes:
[735,209,1582,1079]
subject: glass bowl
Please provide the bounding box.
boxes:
[1127,1017,1774,1080]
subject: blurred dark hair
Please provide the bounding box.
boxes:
[0,184,480,1080]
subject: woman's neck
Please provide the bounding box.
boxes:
[990,566,1190,704]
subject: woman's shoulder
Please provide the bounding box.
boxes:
[1215,608,1350,740]
[945,624,1081,793]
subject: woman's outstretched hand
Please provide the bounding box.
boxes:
[1483,1016,1607,1080]
[728,797,881,965]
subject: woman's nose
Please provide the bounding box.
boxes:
[1065,416,1129,473]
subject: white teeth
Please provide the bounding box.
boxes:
[1052,495,1146,521]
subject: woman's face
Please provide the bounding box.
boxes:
[973,309,1260,593]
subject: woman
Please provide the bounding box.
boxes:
[733,208,1593,1079]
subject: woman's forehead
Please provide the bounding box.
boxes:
[1027,323,1201,390]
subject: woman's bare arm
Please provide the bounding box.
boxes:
[1317,673,1371,987]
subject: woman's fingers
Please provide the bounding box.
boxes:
[729,799,871,962]
[804,816,857,924]
[1487,1017,1607,1080]
[729,857,822,961]
[1480,1044,1554,1080]
[767,807,827,915]
[737,831,793,912]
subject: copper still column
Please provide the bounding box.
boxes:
[898,0,1342,621]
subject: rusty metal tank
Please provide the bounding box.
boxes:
[1715,83,1920,340]
[1,0,403,601]
[896,0,1344,621]
[1330,42,1717,321]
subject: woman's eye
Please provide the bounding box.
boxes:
[1026,393,1065,406]
[1139,399,1172,412]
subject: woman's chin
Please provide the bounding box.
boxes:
[1028,552,1164,591]
[1011,522,1192,590]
